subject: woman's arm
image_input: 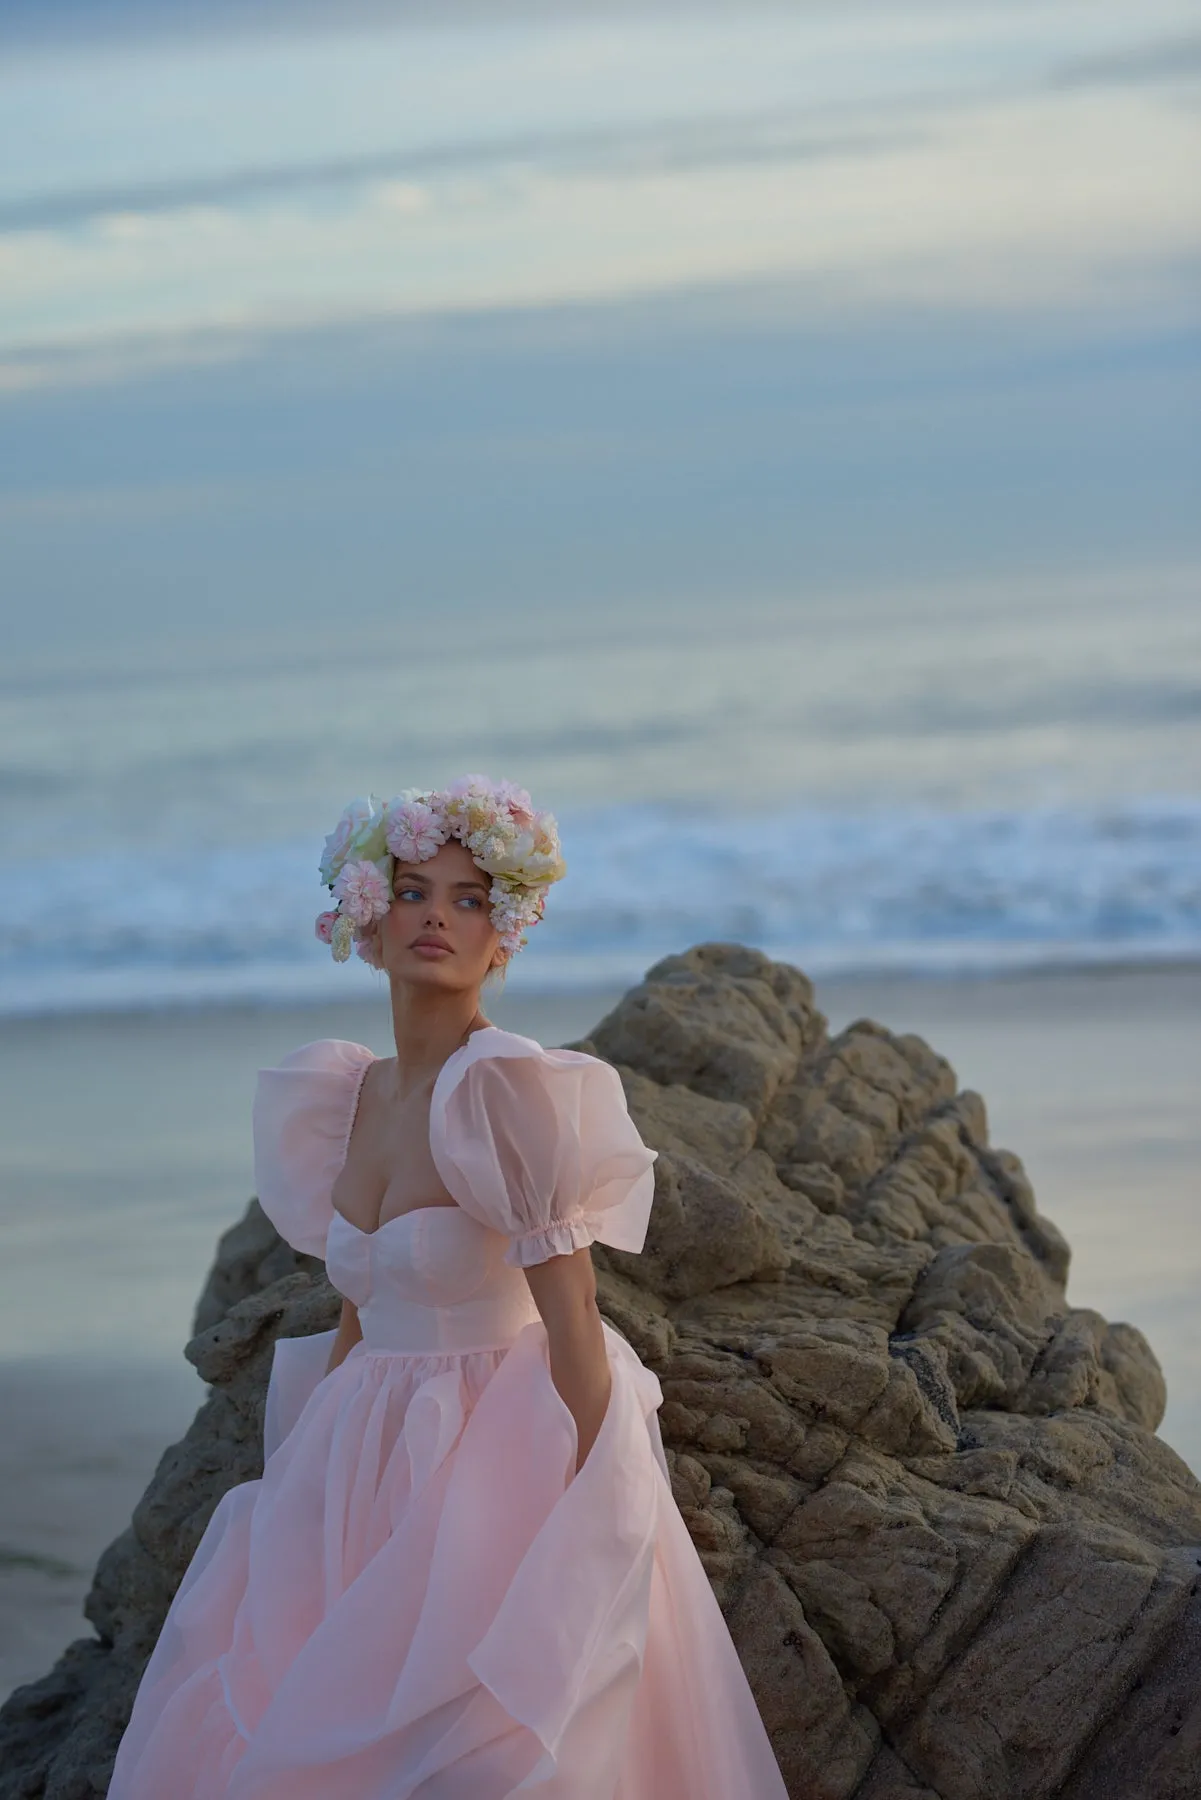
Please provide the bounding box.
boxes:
[522,1249,612,1475]
[326,1297,363,1375]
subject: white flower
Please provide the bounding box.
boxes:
[490,842,535,881]
[319,795,388,884]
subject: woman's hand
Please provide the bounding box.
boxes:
[522,1249,612,1475]
[326,1297,363,1375]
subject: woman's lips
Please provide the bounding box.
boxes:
[411,941,451,957]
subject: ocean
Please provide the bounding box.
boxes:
[4,560,1199,1019]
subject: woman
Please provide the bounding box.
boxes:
[108,775,789,1798]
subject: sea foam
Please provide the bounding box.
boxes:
[5,795,1198,1018]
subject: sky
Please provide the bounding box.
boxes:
[0,0,1198,661]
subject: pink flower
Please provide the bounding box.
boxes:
[443,773,493,801]
[314,910,338,944]
[494,778,536,828]
[385,799,447,863]
[333,857,393,926]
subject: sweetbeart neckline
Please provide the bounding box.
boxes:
[330,1024,502,1241]
[327,1205,472,1243]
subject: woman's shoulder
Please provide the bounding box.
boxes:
[442,1022,611,1077]
[252,1038,375,1258]
[434,1024,623,1109]
[259,1037,377,1079]
[430,1026,657,1261]
[433,1023,652,1174]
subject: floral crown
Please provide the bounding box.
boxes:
[315,774,566,968]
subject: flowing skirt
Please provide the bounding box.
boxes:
[108,1320,790,1799]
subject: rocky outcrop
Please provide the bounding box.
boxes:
[2,944,1198,1799]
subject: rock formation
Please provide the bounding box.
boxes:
[2,944,1198,1799]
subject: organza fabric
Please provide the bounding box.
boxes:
[107,1027,789,1799]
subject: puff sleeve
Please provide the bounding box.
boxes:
[251,1038,375,1258]
[429,1035,657,1268]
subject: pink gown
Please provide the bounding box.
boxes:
[108,1026,789,1799]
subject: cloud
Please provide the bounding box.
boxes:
[3,84,1198,389]
[3,6,1199,390]
[1051,31,1201,88]
[0,477,261,525]
[0,107,913,235]
[0,0,527,50]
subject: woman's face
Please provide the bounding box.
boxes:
[378,838,503,993]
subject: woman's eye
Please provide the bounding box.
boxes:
[459,895,483,909]
[398,887,424,901]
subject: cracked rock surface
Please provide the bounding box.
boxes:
[3,945,1198,1799]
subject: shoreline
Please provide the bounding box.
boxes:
[4,950,1201,1032]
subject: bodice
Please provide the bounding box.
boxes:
[326,1205,542,1354]
[254,1026,657,1356]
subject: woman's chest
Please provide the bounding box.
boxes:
[332,1077,456,1233]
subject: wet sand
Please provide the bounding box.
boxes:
[2,966,1198,1701]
